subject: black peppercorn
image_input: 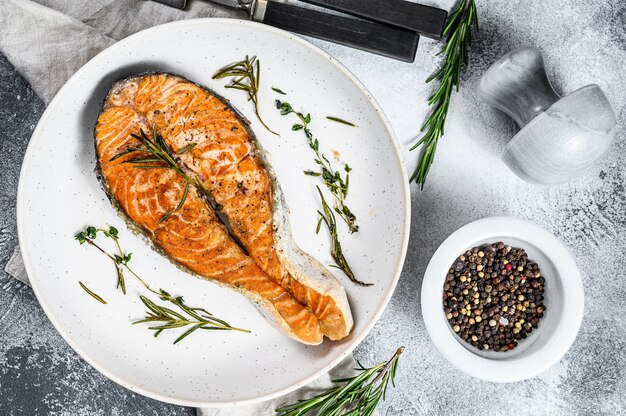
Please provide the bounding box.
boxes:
[442,242,546,352]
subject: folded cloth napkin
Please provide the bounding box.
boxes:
[0,1,360,414]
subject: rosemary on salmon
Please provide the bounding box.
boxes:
[75,225,249,343]
[213,55,278,135]
[110,126,223,223]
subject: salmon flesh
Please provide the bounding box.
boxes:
[94,73,353,344]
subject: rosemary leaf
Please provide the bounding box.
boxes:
[158,182,189,224]
[410,0,478,188]
[108,146,142,162]
[176,143,197,155]
[174,324,203,344]
[272,86,287,95]
[326,116,356,127]
[213,55,278,135]
[79,281,107,304]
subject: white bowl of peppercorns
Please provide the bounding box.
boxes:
[421,217,584,382]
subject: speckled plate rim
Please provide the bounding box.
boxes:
[16,18,411,407]
[421,217,584,383]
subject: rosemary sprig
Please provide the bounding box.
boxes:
[75,225,248,343]
[410,0,478,187]
[79,281,107,304]
[134,294,249,344]
[276,100,358,234]
[326,116,356,127]
[213,55,278,135]
[110,126,223,222]
[276,347,404,416]
[316,187,370,286]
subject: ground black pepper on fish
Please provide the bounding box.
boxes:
[443,242,546,352]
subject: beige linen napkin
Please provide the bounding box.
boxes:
[0,1,359,414]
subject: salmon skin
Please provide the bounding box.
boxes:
[94,72,353,344]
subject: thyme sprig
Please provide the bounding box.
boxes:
[276,347,404,416]
[76,226,128,293]
[213,55,277,135]
[75,225,248,343]
[410,0,478,187]
[76,226,154,296]
[275,100,358,234]
[316,187,371,286]
[110,126,223,222]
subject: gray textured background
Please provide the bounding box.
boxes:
[1,0,625,414]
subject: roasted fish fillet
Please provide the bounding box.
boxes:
[95,72,353,343]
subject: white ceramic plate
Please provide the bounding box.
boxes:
[421,217,584,382]
[17,19,410,407]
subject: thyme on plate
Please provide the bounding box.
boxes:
[275,100,358,234]
[213,55,278,135]
[76,225,128,293]
[410,0,478,187]
[326,116,356,127]
[75,225,248,343]
[316,187,371,286]
[110,126,223,223]
[276,347,404,416]
[274,99,364,284]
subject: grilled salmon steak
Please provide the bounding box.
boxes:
[95,73,353,344]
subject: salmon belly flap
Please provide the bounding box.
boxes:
[94,73,353,343]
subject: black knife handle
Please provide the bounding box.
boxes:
[300,0,447,39]
[261,2,419,62]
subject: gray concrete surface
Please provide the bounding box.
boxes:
[1,0,624,414]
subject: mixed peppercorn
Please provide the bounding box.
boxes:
[443,242,546,352]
